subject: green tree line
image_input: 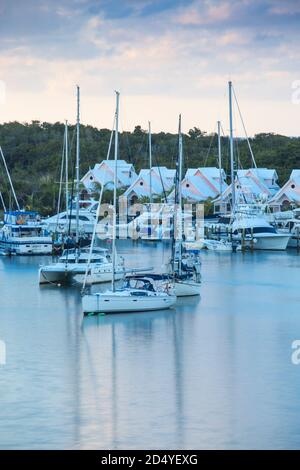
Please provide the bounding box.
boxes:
[0,121,299,215]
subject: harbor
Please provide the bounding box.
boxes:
[1,0,300,455]
[1,241,300,449]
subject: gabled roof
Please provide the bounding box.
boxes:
[269,169,300,204]
[81,159,137,189]
[124,167,175,199]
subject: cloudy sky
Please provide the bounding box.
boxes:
[1,0,300,135]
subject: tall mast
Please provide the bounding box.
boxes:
[217,120,223,201]
[178,114,183,210]
[172,114,182,275]
[111,91,120,293]
[178,114,183,274]
[65,120,69,213]
[228,81,235,210]
[75,86,80,246]
[148,121,152,205]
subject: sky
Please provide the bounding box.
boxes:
[1,0,300,136]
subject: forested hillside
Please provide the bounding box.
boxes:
[0,121,299,215]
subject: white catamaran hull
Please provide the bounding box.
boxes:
[82,292,176,314]
[174,280,201,296]
[39,264,124,285]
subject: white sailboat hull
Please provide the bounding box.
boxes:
[82,292,176,314]
[174,280,201,296]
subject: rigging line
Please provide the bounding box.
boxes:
[106,114,116,161]
[0,145,20,210]
[232,84,257,169]
[0,190,6,211]
[54,131,66,233]
[203,124,217,167]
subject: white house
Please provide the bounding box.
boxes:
[178,167,228,202]
[123,167,176,204]
[214,168,280,214]
[81,160,137,191]
[269,170,300,211]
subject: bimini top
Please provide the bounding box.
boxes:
[4,210,38,216]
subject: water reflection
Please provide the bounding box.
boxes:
[1,245,300,448]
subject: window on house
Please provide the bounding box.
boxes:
[89,176,93,180]
[291,184,296,189]
[140,181,144,186]
[186,183,190,188]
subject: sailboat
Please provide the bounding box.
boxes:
[82,92,176,315]
[169,115,201,297]
[39,87,122,285]
[226,81,290,251]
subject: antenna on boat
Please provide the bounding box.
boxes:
[0,146,20,211]
[75,85,80,251]
[148,121,152,205]
[217,120,223,201]
[111,90,120,293]
[228,81,235,211]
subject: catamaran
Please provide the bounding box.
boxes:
[39,86,120,285]
[39,246,124,285]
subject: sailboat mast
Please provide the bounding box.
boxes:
[148,121,152,205]
[178,114,183,210]
[65,120,69,216]
[217,120,223,201]
[112,91,120,293]
[228,81,235,210]
[178,114,183,275]
[75,86,80,246]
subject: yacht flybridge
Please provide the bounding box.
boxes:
[0,210,52,255]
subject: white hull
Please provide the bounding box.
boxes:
[39,264,123,285]
[247,234,290,250]
[174,281,201,296]
[73,268,124,285]
[0,238,52,255]
[82,292,176,314]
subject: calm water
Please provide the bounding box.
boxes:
[1,241,300,449]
